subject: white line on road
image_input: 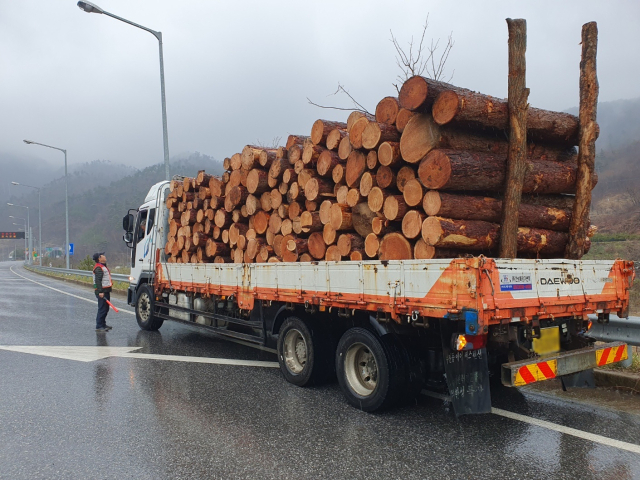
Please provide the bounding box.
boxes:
[491,407,640,455]
[9,266,135,315]
[0,345,279,368]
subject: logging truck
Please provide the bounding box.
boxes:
[122,179,634,415]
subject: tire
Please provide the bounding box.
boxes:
[136,284,164,331]
[277,316,333,387]
[335,327,405,412]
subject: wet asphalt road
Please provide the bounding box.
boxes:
[1,261,639,480]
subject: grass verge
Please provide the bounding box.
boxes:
[24,266,129,294]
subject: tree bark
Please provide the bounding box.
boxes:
[422,191,573,231]
[499,18,530,258]
[417,149,584,194]
[566,22,599,260]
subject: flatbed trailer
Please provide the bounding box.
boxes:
[124,180,635,415]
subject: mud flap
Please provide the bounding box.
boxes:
[441,320,491,416]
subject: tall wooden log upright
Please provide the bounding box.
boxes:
[566,22,599,259]
[499,18,530,258]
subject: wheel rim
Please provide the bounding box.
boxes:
[344,342,378,397]
[283,329,307,374]
[138,292,151,322]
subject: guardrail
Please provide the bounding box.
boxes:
[28,265,130,283]
[587,314,640,347]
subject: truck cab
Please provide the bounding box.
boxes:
[123,180,171,306]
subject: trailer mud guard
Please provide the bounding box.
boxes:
[440,319,491,416]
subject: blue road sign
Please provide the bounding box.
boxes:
[68,243,74,256]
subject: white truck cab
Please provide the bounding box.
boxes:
[123,180,171,305]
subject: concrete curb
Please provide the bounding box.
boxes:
[594,369,640,392]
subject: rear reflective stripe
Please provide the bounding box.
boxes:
[613,345,626,363]
[518,366,536,385]
[537,361,556,379]
[597,347,612,366]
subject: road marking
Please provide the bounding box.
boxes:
[491,407,640,455]
[0,345,279,368]
[9,266,134,315]
[9,266,277,354]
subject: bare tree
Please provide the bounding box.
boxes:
[390,15,455,93]
[307,83,373,116]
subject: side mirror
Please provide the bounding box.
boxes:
[122,213,135,232]
[124,232,133,243]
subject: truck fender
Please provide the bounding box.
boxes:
[269,303,293,337]
[368,314,390,337]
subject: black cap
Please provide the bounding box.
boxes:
[93,252,105,263]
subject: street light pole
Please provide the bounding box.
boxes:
[10,218,26,263]
[11,182,42,265]
[23,140,69,269]
[8,203,29,264]
[77,1,170,180]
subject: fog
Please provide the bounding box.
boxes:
[1,0,639,171]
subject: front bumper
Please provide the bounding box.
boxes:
[501,341,629,387]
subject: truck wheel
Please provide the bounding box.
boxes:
[136,284,164,331]
[277,316,332,387]
[335,327,403,412]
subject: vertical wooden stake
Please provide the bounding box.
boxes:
[566,22,599,259]
[499,18,530,258]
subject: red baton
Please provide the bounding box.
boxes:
[105,299,119,313]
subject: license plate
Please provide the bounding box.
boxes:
[532,327,560,356]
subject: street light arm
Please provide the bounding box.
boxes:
[101,10,162,40]
[23,140,66,154]
[11,182,40,191]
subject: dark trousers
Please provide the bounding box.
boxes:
[95,291,110,328]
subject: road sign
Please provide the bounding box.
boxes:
[68,243,74,256]
[0,232,25,239]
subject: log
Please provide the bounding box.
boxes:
[287,135,309,149]
[319,200,334,225]
[522,194,575,210]
[300,211,323,233]
[299,253,313,263]
[209,177,223,197]
[237,235,247,251]
[305,177,335,202]
[259,149,278,169]
[311,120,347,145]
[241,145,263,170]
[359,171,377,197]
[253,211,271,235]
[567,22,599,260]
[417,149,583,194]
[270,189,283,209]
[222,157,231,170]
[227,185,250,208]
[269,158,289,180]
[396,166,416,193]
[233,249,244,264]
[398,76,456,112]
[288,144,304,165]
[280,218,293,236]
[282,168,296,184]
[316,150,343,177]
[400,113,575,164]
[273,234,284,257]
[395,108,416,133]
[302,143,325,166]
[337,233,364,257]
[183,177,195,192]
[499,18,530,259]
[181,209,197,225]
[379,233,413,260]
[230,153,243,171]
[292,217,303,235]
[323,223,337,245]
[350,250,365,261]
[297,169,316,189]
[332,164,345,184]
[260,191,273,212]
[196,209,205,224]
[229,223,249,245]
[245,194,261,216]
[326,129,347,151]
[375,166,396,190]
[286,182,301,203]
[308,232,327,259]
[383,195,409,221]
[347,111,375,133]
[349,116,370,149]
[345,150,367,187]
[351,202,377,237]
[402,179,423,207]
[325,245,342,262]
[338,136,353,160]
[258,244,274,262]
[221,229,229,244]
[362,121,401,150]
[286,237,309,255]
[368,187,390,213]
[336,185,349,205]
[205,239,230,257]
[422,191,572,231]
[278,203,289,220]
[279,182,289,195]
[330,203,353,231]
[432,90,579,148]
[366,150,378,170]
[247,169,270,195]
[288,201,301,220]
[401,210,426,239]
[378,141,402,167]
[413,239,435,259]
[268,212,283,235]
[346,188,362,207]
[364,233,379,257]
[375,96,400,125]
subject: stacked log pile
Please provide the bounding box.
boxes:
[164,75,595,264]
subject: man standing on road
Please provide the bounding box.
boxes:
[92,252,113,333]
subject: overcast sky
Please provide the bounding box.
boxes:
[1,0,639,170]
